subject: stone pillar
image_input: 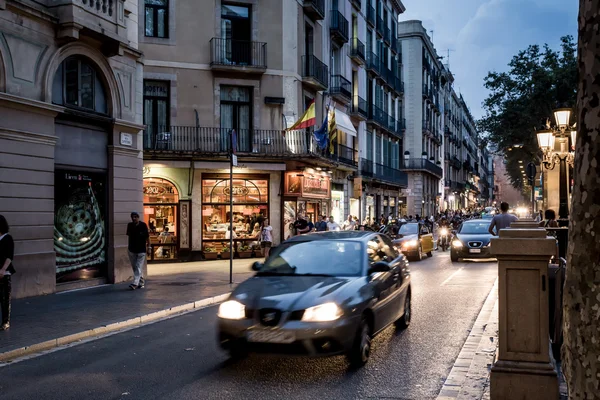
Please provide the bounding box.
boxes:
[490,227,559,400]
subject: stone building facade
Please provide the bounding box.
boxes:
[0,0,144,297]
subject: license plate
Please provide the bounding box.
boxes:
[469,249,482,253]
[247,330,295,344]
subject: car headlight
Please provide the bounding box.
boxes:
[440,228,448,236]
[403,240,418,248]
[484,242,491,248]
[452,240,463,248]
[217,300,246,320]
[301,302,342,322]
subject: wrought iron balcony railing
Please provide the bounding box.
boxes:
[302,54,329,89]
[303,0,325,20]
[366,51,380,75]
[402,158,444,178]
[210,38,267,70]
[330,74,352,100]
[330,10,349,44]
[361,158,408,186]
[366,4,375,27]
[350,95,368,119]
[350,38,366,63]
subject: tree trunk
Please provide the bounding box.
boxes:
[562,1,600,398]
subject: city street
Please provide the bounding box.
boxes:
[0,252,497,400]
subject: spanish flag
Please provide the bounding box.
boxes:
[328,106,337,154]
[286,100,316,131]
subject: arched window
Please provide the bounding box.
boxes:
[52,56,108,114]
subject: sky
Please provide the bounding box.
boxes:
[400,0,579,120]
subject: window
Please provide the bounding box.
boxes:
[220,85,252,152]
[145,0,168,38]
[143,80,170,144]
[52,57,107,114]
[366,130,373,161]
[221,4,251,64]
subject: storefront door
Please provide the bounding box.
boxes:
[143,178,179,261]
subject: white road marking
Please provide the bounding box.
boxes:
[440,267,464,286]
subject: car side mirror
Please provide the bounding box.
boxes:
[251,261,263,271]
[368,261,391,274]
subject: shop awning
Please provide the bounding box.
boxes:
[334,109,357,137]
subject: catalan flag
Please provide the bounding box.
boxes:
[286,100,316,131]
[328,106,337,154]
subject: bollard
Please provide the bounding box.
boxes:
[490,228,559,400]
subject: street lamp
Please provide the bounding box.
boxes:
[536,108,576,223]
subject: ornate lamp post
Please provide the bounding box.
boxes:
[536,108,576,223]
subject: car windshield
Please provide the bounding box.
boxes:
[259,240,364,276]
[459,221,491,234]
[399,224,418,235]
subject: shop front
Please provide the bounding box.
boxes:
[201,175,270,255]
[283,171,331,239]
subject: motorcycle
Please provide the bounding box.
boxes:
[438,227,450,251]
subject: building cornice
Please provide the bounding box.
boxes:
[391,0,406,14]
[0,92,63,117]
[0,127,58,146]
[114,119,145,133]
[108,145,141,157]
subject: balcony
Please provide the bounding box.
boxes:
[303,0,325,20]
[402,158,444,178]
[351,0,361,10]
[398,117,406,131]
[422,120,433,135]
[367,104,387,130]
[209,38,267,73]
[422,84,429,98]
[384,26,391,45]
[451,156,461,169]
[366,4,375,27]
[143,126,357,168]
[330,10,349,44]
[350,38,366,65]
[366,51,380,76]
[361,158,408,187]
[51,0,127,51]
[394,76,404,95]
[444,126,451,136]
[330,74,352,103]
[302,55,328,90]
[387,116,403,139]
[376,16,384,36]
[391,37,398,53]
[350,95,368,120]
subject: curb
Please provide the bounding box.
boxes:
[0,292,230,363]
[437,278,499,400]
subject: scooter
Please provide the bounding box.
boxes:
[438,227,450,251]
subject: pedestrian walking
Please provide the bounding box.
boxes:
[126,211,149,290]
[539,209,559,228]
[0,215,16,330]
[259,218,273,259]
[488,202,518,236]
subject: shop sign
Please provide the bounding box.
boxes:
[285,172,331,199]
[144,185,170,195]
[223,186,250,196]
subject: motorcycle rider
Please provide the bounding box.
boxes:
[437,216,452,250]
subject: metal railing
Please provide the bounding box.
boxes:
[391,36,398,52]
[361,158,408,186]
[394,76,404,94]
[366,51,380,75]
[302,0,325,19]
[210,38,267,69]
[330,74,352,99]
[376,16,384,35]
[422,119,433,134]
[384,26,391,44]
[398,117,406,131]
[351,95,368,118]
[144,126,357,167]
[366,4,375,26]
[302,54,329,88]
[402,158,444,178]
[350,38,366,61]
[330,10,349,43]
[368,103,387,128]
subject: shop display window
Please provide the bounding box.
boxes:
[143,178,178,260]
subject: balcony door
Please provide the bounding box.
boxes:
[221,4,251,65]
[220,86,252,152]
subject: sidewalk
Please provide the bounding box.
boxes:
[0,259,255,362]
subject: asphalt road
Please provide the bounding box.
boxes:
[0,251,497,400]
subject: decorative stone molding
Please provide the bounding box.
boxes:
[0,127,58,146]
[42,42,123,119]
[114,118,144,134]
[107,145,141,157]
[0,92,63,117]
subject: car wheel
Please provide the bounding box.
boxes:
[396,290,411,330]
[347,317,372,368]
[450,251,459,262]
[415,245,423,261]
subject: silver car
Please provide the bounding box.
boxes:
[217,231,412,368]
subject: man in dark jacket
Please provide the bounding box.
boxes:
[126,211,149,290]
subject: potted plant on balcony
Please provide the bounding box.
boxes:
[252,243,264,258]
[238,244,253,259]
[203,246,218,260]
[220,243,231,260]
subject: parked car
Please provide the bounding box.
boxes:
[392,222,434,261]
[217,231,412,368]
[450,219,494,262]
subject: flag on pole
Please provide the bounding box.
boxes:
[313,107,329,150]
[286,100,316,131]
[328,107,337,154]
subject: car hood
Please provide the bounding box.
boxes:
[393,234,418,243]
[231,275,362,311]
[455,233,492,245]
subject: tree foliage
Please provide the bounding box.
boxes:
[478,36,577,189]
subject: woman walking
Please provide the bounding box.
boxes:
[260,218,273,259]
[539,209,559,228]
[0,215,16,330]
